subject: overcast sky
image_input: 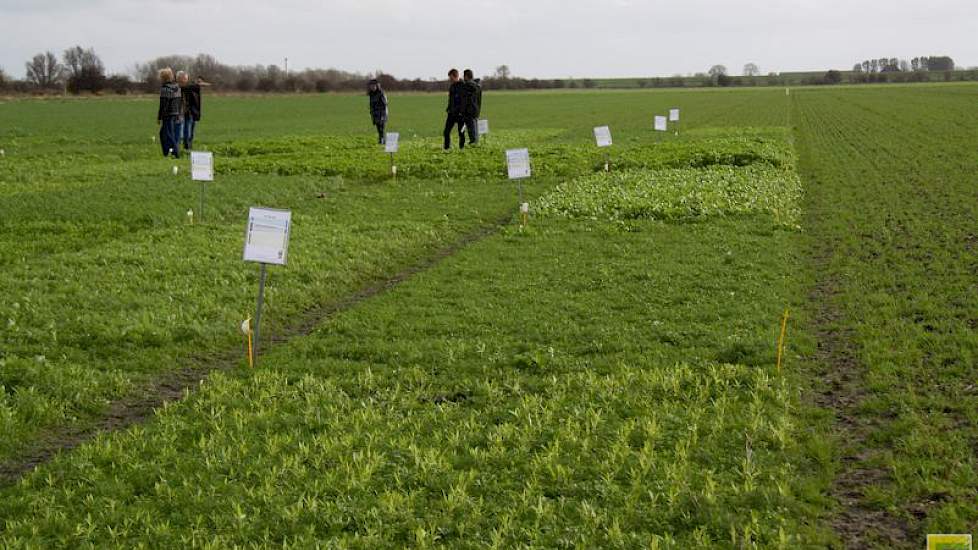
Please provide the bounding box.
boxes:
[2,0,976,80]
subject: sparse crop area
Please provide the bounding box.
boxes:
[1,85,976,547]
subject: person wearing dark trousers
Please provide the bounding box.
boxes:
[460,69,481,145]
[157,68,182,158]
[368,79,388,144]
[443,69,467,150]
[177,72,207,151]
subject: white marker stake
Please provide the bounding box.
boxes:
[0,149,5,157]
[385,132,400,179]
[669,108,681,135]
[520,202,530,229]
[191,151,214,223]
[654,116,668,133]
[243,207,292,367]
[594,126,612,171]
[172,166,179,176]
[506,148,531,216]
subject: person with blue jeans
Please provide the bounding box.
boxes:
[177,72,207,151]
[157,68,182,158]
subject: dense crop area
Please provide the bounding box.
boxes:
[1,84,976,547]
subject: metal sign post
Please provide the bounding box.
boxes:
[385,133,400,180]
[191,151,214,224]
[506,148,531,229]
[242,207,292,367]
[594,126,612,171]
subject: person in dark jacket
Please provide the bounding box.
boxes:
[460,69,481,145]
[368,79,388,144]
[443,69,467,150]
[156,68,182,158]
[177,72,207,151]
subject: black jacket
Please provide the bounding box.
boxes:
[472,80,483,118]
[446,81,466,115]
[158,82,182,120]
[369,88,388,124]
[181,84,202,121]
[458,80,480,118]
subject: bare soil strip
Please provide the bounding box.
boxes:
[0,213,513,487]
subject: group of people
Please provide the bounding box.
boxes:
[157,68,209,158]
[366,68,483,149]
[444,69,483,149]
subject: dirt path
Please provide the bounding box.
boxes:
[0,212,513,488]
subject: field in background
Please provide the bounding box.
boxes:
[1,84,976,547]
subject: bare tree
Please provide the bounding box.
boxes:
[708,64,728,77]
[62,46,105,93]
[25,51,63,88]
[742,63,760,77]
[494,65,511,79]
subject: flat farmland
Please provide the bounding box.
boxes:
[0,85,975,547]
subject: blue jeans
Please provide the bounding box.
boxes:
[180,117,197,150]
[159,116,180,157]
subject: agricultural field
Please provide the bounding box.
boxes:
[0,85,976,547]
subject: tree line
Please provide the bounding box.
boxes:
[0,47,973,95]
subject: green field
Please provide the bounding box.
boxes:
[0,86,976,547]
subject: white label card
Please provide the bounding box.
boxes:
[506,148,531,180]
[243,207,292,266]
[190,151,214,181]
[654,116,668,132]
[478,119,490,135]
[385,133,399,153]
[669,109,680,122]
[594,126,613,147]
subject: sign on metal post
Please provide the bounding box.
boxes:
[669,109,680,122]
[478,119,490,136]
[243,207,292,367]
[191,151,214,181]
[384,132,399,153]
[191,151,214,223]
[594,126,613,148]
[654,116,668,132]
[506,148,531,180]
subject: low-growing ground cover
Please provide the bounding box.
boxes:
[0,136,834,546]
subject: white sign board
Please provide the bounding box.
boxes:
[654,116,668,132]
[669,109,680,122]
[594,126,613,148]
[243,207,291,266]
[191,151,214,182]
[385,133,399,153]
[478,119,490,136]
[506,148,531,180]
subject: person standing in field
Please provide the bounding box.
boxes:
[177,72,208,151]
[368,79,388,145]
[443,69,467,150]
[157,68,182,158]
[459,69,481,145]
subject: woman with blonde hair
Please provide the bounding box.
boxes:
[156,67,182,158]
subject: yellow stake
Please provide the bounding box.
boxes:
[241,317,254,368]
[777,309,790,373]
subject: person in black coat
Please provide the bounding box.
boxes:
[156,68,182,158]
[460,69,481,145]
[443,69,467,150]
[177,72,209,151]
[368,79,389,144]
